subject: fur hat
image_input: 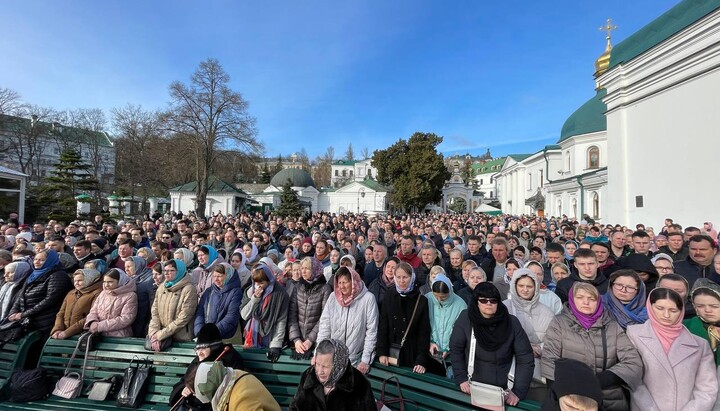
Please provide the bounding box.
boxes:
[195,323,222,349]
[552,358,603,404]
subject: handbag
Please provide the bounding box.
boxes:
[52,334,92,399]
[87,374,122,401]
[8,368,53,402]
[79,331,99,352]
[467,329,506,411]
[117,357,152,408]
[0,320,24,348]
[144,334,171,352]
[387,296,420,366]
[375,376,418,411]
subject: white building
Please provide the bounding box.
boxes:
[330,159,377,188]
[169,176,254,216]
[472,157,505,203]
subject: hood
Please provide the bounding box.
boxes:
[109,276,137,296]
[509,268,541,306]
[619,253,659,280]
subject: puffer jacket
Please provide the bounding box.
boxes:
[51,280,102,337]
[10,267,72,335]
[542,308,643,411]
[194,270,243,339]
[85,280,138,337]
[316,284,378,366]
[149,274,198,342]
[191,254,224,300]
[288,277,332,345]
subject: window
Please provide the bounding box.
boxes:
[587,146,600,169]
[490,177,493,184]
[527,173,532,189]
[490,191,493,197]
[334,170,338,176]
[350,170,353,176]
[539,170,544,187]
[480,178,483,185]
[592,192,600,218]
[342,170,347,177]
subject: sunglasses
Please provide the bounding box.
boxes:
[477,298,499,305]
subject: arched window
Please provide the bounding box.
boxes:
[592,192,600,218]
[587,146,600,169]
[572,198,578,218]
[557,200,562,216]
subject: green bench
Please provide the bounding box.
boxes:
[0,336,196,411]
[240,348,310,408]
[0,331,42,397]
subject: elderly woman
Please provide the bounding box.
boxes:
[173,247,197,271]
[289,257,332,360]
[449,282,535,406]
[194,262,243,340]
[628,288,718,411]
[51,269,102,339]
[191,245,223,300]
[317,266,378,373]
[602,269,647,330]
[148,259,198,350]
[368,256,398,308]
[290,339,376,411]
[377,262,432,374]
[7,249,72,339]
[125,255,156,337]
[0,261,32,323]
[426,274,466,378]
[84,268,138,337]
[542,282,643,411]
[192,361,280,411]
[240,264,289,362]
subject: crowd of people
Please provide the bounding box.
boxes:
[0,210,719,410]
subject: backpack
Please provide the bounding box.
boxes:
[9,368,53,403]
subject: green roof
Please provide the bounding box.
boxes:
[0,113,113,147]
[357,178,391,192]
[558,88,607,143]
[508,154,532,162]
[270,167,316,188]
[332,159,358,166]
[471,157,506,175]
[544,144,561,150]
[170,176,247,194]
[609,0,720,70]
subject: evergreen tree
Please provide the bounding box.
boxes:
[273,154,284,174]
[37,148,98,222]
[276,179,302,218]
[260,161,272,183]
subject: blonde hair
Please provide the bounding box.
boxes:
[559,394,598,411]
[571,281,599,300]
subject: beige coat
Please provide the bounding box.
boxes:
[148,274,198,342]
[627,321,718,411]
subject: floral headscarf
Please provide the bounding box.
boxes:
[316,339,350,389]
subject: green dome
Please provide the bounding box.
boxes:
[558,88,607,143]
[271,168,316,188]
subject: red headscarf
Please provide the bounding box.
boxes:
[333,267,364,308]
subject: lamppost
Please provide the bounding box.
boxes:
[357,188,365,214]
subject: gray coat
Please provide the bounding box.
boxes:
[542,308,643,411]
[288,278,332,344]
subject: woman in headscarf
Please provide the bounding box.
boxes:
[148,259,198,349]
[174,247,197,271]
[243,242,259,267]
[426,273,466,378]
[542,282,643,411]
[240,264,289,362]
[194,262,243,340]
[0,261,32,323]
[290,339,376,411]
[504,268,555,400]
[137,246,158,269]
[84,268,138,337]
[51,268,102,339]
[684,278,720,366]
[7,249,72,339]
[602,269,648,330]
[367,256,398,309]
[376,261,432,374]
[449,282,534,406]
[191,245,224,300]
[316,266,378,373]
[192,361,280,411]
[548,262,570,292]
[229,250,252,291]
[322,248,342,283]
[288,257,332,360]
[125,255,156,337]
[627,288,718,410]
[168,323,245,411]
[564,240,579,266]
[525,261,563,314]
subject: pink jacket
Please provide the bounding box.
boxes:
[627,321,718,411]
[85,280,138,337]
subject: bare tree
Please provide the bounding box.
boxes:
[164,58,261,218]
[361,147,370,160]
[5,105,63,183]
[0,87,22,116]
[313,146,335,187]
[66,108,110,200]
[297,147,311,173]
[345,143,354,161]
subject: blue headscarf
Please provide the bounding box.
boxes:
[395,267,417,295]
[564,240,579,260]
[200,245,218,268]
[602,280,647,329]
[27,249,60,283]
[164,259,188,288]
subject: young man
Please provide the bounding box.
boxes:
[554,248,609,303]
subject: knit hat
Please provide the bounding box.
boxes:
[551,358,603,405]
[195,323,222,349]
[91,238,108,249]
[16,232,32,243]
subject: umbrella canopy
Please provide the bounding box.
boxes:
[474,203,502,215]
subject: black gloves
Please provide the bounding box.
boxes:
[596,370,622,389]
[267,347,281,363]
[290,349,313,361]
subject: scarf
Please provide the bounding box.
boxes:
[244,264,286,347]
[200,245,219,268]
[334,267,364,307]
[507,269,543,344]
[114,269,131,287]
[468,282,512,351]
[564,240,579,260]
[708,326,720,351]
[79,268,102,287]
[320,339,350,389]
[646,289,684,353]
[27,249,60,283]
[568,289,604,330]
[175,248,195,267]
[395,268,417,295]
[602,282,647,329]
[164,259,187,288]
[216,262,236,287]
[246,243,259,264]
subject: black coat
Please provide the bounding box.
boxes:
[449,310,535,399]
[554,271,609,303]
[367,277,391,310]
[10,266,72,336]
[376,289,431,368]
[290,362,376,411]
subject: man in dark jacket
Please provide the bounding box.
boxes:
[658,231,689,262]
[464,235,488,267]
[555,248,609,303]
[480,238,510,282]
[416,244,442,286]
[674,235,718,289]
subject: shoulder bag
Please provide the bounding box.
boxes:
[52,334,92,399]
[117,356,152,408]
[388,296,420,366]
[467,329,505,411]
[375,375,418,411]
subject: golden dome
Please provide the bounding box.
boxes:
[594,19,617,79]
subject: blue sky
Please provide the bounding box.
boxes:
[1,0,679,159]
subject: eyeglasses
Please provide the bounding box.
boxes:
[162,236,172,240]
[655,265,673,272]
[612,283,639,293]
[477,298,499,305]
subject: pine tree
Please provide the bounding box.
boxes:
[276,179,302,217]
[273,154,284,174]
[37,148,98,222]
[260,161,272,183]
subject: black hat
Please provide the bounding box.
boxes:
[619,253,658,278]
[195,323,222,349]
[552,358,603,404]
